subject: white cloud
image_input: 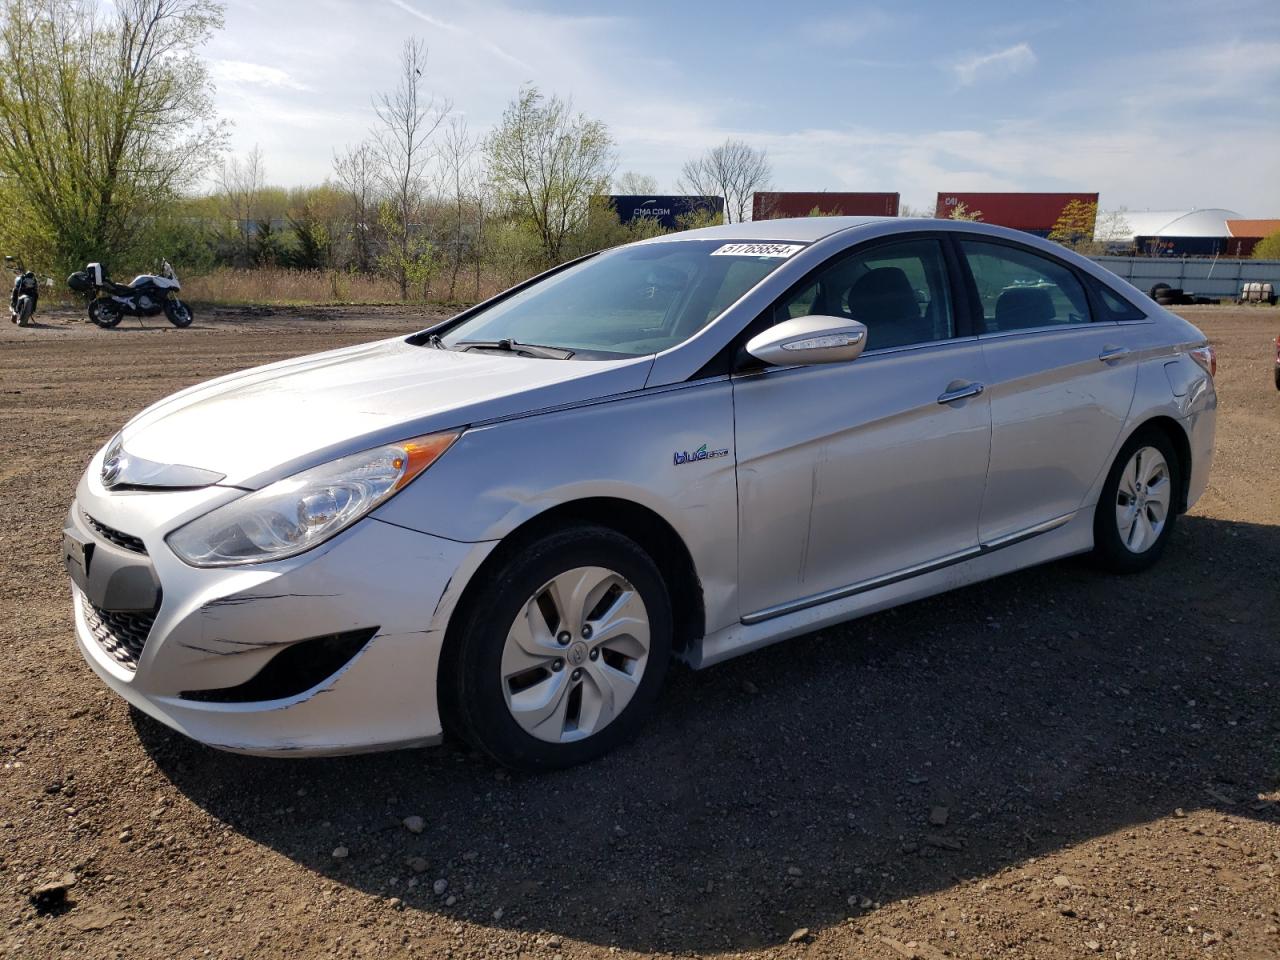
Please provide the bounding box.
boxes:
[385,0,534,71]
[951,42,1036,86]
[211,59,310,92]
[197,5,1279,216]
[793,9,899,48]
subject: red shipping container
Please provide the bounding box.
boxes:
[934,192,1099,234]
[753,192,900,220]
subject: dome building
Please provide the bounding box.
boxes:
[1096,208,1243,256]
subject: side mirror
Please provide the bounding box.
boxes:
[746,315,869,367]
[3,256,12,264]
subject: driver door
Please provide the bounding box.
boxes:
[732,236,992,619]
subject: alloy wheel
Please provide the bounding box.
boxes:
[1114,445,1171,553]
[500,565,650,743]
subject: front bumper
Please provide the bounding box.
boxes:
[68,464,491,756]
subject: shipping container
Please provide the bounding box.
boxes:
[603,195,724,230]
[752,192,900,220]
[934,192,1099,236]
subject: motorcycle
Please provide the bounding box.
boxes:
[68,259,193,329]
[6,255,51,327]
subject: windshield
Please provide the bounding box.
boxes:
[441,239,806,358]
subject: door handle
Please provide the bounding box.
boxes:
[937,381,985,404]
[1098,345,1130,364]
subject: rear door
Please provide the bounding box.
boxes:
[956,237,1139,543]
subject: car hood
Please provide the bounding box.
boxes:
[119,337,653,489]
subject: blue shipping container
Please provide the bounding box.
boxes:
[606,195,724,230]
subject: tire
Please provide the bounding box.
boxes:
[1155,296,1176,306]
[1274,365,1279,391]
[164,298,192,328]
[1092,428,1182,574]
[441,524,673,771]
[1148,282,1171,299]
[16,298,32,327]
[88,299,122,328]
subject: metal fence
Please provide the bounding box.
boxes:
[1090,256,1280,299]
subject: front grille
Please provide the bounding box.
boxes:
[76,587,155,669]
[84,513,147,554]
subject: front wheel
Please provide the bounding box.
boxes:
[1092,429,1181,574]
[16,297,33,327]
[441,525,672,770]
[164,297,192,328]
[88,299,122,328]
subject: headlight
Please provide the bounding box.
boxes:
[166,432,459,567]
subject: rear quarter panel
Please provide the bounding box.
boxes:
[1079,310,1216,512]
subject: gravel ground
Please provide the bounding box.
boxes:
[1,303,1278,960]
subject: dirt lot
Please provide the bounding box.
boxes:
[1,304,1278,959]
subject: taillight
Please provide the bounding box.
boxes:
[1189,344,1216,379]
[1274,335,1280,361]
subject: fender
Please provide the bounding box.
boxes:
[373,377,742,633]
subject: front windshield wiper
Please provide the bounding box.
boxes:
[455,338,574,360]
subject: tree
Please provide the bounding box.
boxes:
[250,217,285,266]
[0,0,227,272]
[370,38,450,298]
[331,140,379,273]
[1253,230,1280,260]
[677,139,771,223]
[435,116,480,300]
[674,207,724,231]
[614,171,658,194]
[1048,199,1099,251]
[216,144,265,265]
[486,86,616,266]
[945,200,983,222]
[288,200,331,270]
[898,203,935,218]
[1094,207,1133,245]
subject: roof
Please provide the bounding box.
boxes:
[641,215,889,244]
[1226,219,1280,238]
[1099,208,1243,241]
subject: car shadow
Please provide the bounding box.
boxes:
[137,514,1280,953]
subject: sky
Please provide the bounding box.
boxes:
[203,0,1280,216]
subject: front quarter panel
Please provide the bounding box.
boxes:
[373,380,741,633]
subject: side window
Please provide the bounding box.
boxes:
[772,238,954,351]
[1092,278,1146,321]
[960,240,1091,332]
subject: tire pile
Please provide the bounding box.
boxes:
[1149,282,1218,306]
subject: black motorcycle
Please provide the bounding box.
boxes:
[68,259,193,328]
[7,255,50,327]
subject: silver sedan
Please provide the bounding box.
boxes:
[64,217,1217,768]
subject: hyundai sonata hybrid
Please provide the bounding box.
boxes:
[64,217,1217,768]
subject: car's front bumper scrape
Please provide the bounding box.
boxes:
[72,511,484,757]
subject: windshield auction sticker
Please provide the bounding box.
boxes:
[710,243,805,258]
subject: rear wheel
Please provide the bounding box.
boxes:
[88,299,122,328]
[1092,429,1181,573]
[441,525,672,770]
